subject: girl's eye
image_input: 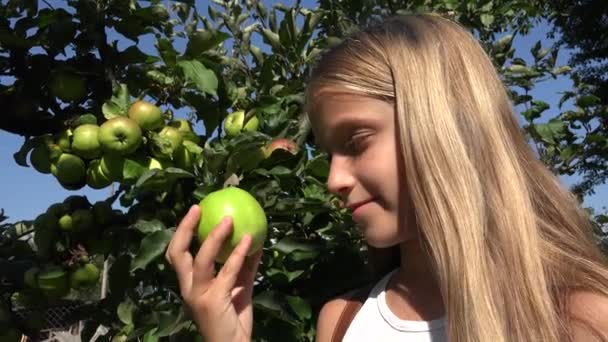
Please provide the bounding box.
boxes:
[345,133,370,154]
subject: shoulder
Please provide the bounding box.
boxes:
[316,286,372,342]
[569,290,608,341]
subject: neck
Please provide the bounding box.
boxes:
[385,239,445,319]
[396,239,438,285]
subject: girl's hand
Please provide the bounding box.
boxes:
[165,205,262,342]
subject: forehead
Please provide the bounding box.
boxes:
[308,89,394,129]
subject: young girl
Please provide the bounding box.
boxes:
[165,13,608,342]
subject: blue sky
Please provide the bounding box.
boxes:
[1,1,606,223]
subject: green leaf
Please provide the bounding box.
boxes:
[143,328,159,342]
[130,230,173,271]
[261,28,281,50]
[534,118,566,144]
[552,65,572,76]
[183,140,203,154]
[77,113,97,125]
[305,154,329,179]
[253,291,298,325]
[576,95,601,108]
[13,136,42,167]
[271,236,322,254]
[494,34,513,51]
[156,38,177,67]
[480,14,494,27]
[521,100,550,122]
[117,299,136,325]
[102,84,131,119]
[286,295,311,320]
[133,219,165,234]
[122,158,148,183]
[177,60,218,96]
[186,30,230,56]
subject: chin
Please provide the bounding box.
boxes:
[361,230,404,249]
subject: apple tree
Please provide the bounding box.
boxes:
[0,0,605,341]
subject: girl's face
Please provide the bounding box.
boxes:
[308,89,418,248]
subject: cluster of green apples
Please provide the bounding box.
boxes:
[29,101,201,190]
[22,260,100,300]
[23,196,113,301]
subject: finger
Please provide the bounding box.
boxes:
[215,234,253,290]
[166,205,200,294]
[243,249,263,282]
[166,205,200,262]
[192,216,234,287]
[234,249,263,294]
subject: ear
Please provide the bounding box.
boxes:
[570,291,608,341]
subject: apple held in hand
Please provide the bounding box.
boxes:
[198,187,267,263]
[98,117,142,155]
[128,100,164,131]
[223,110,259,137]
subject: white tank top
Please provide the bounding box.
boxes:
[343,269,448,342]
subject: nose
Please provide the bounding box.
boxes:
[327,155,355,198]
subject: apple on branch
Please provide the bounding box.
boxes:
[128,100,164,131]
[98,117,142,155]
[72,124,102,159]
[223,110,260,137]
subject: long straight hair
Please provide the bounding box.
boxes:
[305,14,608,342]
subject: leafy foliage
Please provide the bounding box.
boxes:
[0,0,606,341]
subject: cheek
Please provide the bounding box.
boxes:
[358,138,403,197]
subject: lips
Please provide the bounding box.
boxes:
[347,199,374,212]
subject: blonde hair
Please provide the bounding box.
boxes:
[305,14,608,342]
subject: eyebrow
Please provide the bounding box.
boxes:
[314,116,380,151]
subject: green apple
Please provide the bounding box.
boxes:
[23,267,39,288]
[58,214,73,231]
[92,201,114,226]
[100,153,124,181]
[128,100,164,131]
[71,209,94,231]
[46,202,69,219]
[86,159,113,189]
[147,156,172,170]
[49,70,86,102]
[51,153,86,185]
[174,146,195,171]
[98,117,142,155]
[152,126,183,159]
[37,266,69,299]
[197,187,267,263]
[63,195,90,211]
[69,263,100,288]
[55,129,72,152]
[72,124,102,159]
[224,110,260,137]
[30,145,52,174]
[170,119,201,144]
[169,119,193,133]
